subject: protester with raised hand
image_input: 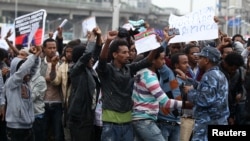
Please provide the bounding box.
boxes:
[67,34,101,141]
[0,45,42,141]
[96,29,158,141]
[30,55,47,141]
[40,38,65,141]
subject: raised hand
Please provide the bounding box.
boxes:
[175,68,188,80]
[5,29,12,39]
[48,32,53,39]
[217,37,231,50]
[93,27,102,36]
[30,45,42,56]
[51,55,60,66]
[57,27,63,39]
[163,26,175,42]
[1,67,10,76]
[214,16,219,23]
[106,31,118,42]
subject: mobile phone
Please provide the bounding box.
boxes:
[247,38,250,47]
[168,28,180,36]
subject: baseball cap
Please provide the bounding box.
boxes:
[194,46,221,63]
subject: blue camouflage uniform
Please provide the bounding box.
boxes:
[187,46,230,141]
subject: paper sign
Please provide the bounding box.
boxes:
[122,23,135,31]
[14,9,47,48]
[168,7,218,43]
[52,19,68,39]
[28,22,39,48]
[0,39,9,50]
[129,19,144,27]
[135,29,161,55]
[0,23,15,42]
[82,16,96,37]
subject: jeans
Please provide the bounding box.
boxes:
[6,127,34,141]
[235,102,247,125]
[157,120,180,141]
[33,116,46,141]
[44,103,65,141]
[101,122,133,141]
[132,120,165,141]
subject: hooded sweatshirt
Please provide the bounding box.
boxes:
[30,57,47,116]
[1,55,38,129]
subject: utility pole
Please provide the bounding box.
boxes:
[15,0,18,19]
[112,0,120,30]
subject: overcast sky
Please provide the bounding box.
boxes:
[152,0,218,14]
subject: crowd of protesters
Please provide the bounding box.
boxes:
[0,16,250,141]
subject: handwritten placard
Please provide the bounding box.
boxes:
[168,7,218,43]
[135,29,161,55]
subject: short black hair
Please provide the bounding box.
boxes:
[171,52,186,69]
[71,44,87,63]
[67,39,81,48]
[117,27,133,48]
[232,34,245,42]
[224,52,244,67]
[154,46,165,59]
[0,48,8,61]
[220,46,233,54]
[184,44,200,54]
[108,38,129,60]
[141,46,165,59]
[169,42,185,49]
[43,38,56,48]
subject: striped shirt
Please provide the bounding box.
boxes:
[132,68,182,121]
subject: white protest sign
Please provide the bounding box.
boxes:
[28,22,39,48]
[0,23,15,42]
[135,29,161,55]
[168,7,218,43]
[52,19,68,39]
[14,9,47,48]
[82,16,96,37]
[0,39,9,50]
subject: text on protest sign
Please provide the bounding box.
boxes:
[135,29,161,55]
[15,9,47,48]
[168,7,218,43]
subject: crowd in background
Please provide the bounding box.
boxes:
[0,16,250,141]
